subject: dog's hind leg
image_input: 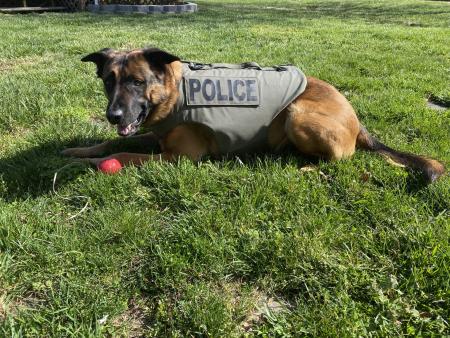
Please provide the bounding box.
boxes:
[285,108,357,160]
[281,77,360,161]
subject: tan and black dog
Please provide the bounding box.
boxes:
[62,47,445,183]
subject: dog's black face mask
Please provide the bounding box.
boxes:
[81,48,180,137]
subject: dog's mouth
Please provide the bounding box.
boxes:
[117,108,149,137]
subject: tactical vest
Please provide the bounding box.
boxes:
[147,62,307,154]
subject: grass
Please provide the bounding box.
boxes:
[0,0,449,336]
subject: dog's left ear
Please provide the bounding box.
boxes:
[143,47,180,71]
[81,48,113,78]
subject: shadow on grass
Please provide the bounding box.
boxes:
[1,132,435,203]
[0,136,312,201]
[0,135,162,201]
[0,137,97,201]
[50,0,450,30]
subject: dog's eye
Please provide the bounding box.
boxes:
[133,79,145,86]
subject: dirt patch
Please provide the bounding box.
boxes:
[111,299,148,337]
[0,292,42,321]
[241,290,289,333]
[0,294,6,321]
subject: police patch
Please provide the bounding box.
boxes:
[185,76,260,106]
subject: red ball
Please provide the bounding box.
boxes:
[97,158,122,174]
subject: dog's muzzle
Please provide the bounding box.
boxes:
[117,104,152,137]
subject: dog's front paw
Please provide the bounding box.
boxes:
[73,157,103,167]
[61,147,94,158]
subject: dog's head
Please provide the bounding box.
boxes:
[82,47,181,136]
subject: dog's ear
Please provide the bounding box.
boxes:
[81,48,113,78]
[143,47,180,71]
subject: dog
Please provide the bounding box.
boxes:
[62,47,445,183]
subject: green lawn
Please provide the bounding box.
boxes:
[0,0,449,336]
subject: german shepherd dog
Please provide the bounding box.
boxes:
[62,47,445,183]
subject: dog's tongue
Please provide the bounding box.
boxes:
[117,124,133,136]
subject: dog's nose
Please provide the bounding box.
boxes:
[107,109,123,125]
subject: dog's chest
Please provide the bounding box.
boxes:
[152,62,307,154]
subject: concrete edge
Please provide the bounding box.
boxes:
[87,2,197,14]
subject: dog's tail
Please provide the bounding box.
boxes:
[356,125,445,183]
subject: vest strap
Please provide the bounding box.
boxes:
[182,61,289,72]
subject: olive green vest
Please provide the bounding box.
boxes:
[148,62,307,154]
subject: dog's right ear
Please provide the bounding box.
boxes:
[81,48,113,78]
